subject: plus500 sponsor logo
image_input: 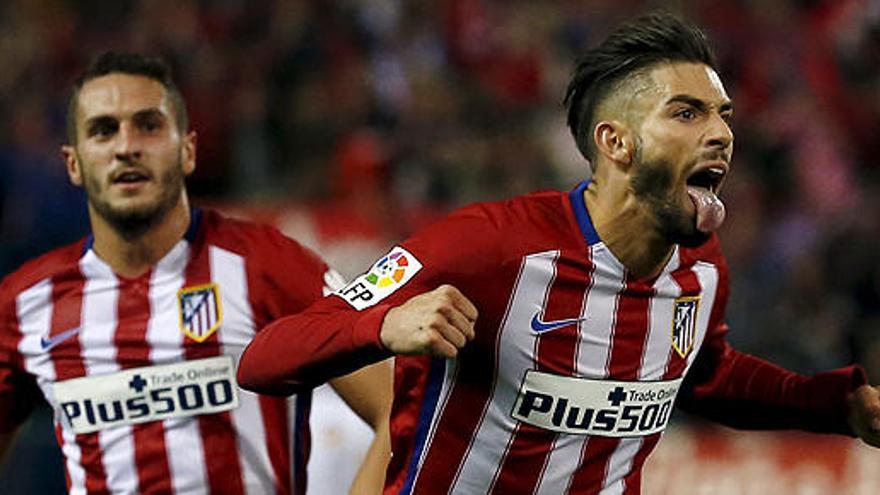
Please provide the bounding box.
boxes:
[53,356,240,434]
[61,379,235,433]
[511,371,681,437]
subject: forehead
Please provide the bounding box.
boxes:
[644,62,730,105]
[76,73,172,121]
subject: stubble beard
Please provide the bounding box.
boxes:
[83,158,186,241]
[630,145,710,248]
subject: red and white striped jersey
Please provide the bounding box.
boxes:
[239,181,863,495]
[0,209,340,495]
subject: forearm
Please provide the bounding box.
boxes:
[238,304,393,396]
[349,421,391,495]
[679,345,866,435]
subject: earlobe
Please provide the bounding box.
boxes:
[182,131,197,176]
[61,145,83,186]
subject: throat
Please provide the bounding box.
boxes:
[584,184,675,279]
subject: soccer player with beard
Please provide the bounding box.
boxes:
[238,12,880,495]
[0,52,391,494]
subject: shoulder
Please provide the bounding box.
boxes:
[198,210,325,269]
[428,189,573,242]
[680,234,727,267]
[0,240,87,306]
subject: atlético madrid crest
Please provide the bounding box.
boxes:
[177,283,223,342]
[671,296,700,358]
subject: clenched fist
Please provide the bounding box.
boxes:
[380,285,478,358]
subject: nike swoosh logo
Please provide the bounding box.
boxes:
[530,313,587,334]
[40,327,82,351]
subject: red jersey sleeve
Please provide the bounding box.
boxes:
[677,251,866,435]
[237,204,504,395]
[0,277,39,433]
[242,223,334,327]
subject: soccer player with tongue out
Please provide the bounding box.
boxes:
[239,12,880,495]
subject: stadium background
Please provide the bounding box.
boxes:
[1,0,879,493]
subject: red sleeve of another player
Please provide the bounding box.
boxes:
[238,205,502,396]
[0,280,38,433]
[677,254,866,435]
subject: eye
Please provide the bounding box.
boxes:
[87,119,118,139]
[136,113,164,133]
[674,108,696,121]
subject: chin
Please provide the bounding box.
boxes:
[656,207,711,248]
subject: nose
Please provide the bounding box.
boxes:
[114,121,142,162]
[705,112,733,151]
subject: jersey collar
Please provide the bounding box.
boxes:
[569,180,601,246]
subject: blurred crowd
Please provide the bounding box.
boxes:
[1,0,879,379]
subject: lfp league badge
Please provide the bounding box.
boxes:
[178,283,223,342]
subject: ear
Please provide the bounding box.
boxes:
[61,145,83,187]
[181,131,197,176]
[593,120,634,168]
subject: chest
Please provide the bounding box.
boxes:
[478,247,720,385]
[14,254,258,385]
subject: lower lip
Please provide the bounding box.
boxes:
[112,180,148,191]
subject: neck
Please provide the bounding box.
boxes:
[583,178,674,279]
[88,195,192,279]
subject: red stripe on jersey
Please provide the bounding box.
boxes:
[114,273,172,494]
[491,252,594,493]
[407,264,522,493]
[50,267,110,494]
[620,434,660,491]
[569,275,654,494]
[184,246,245,495]
[259,395,292,495]
[619,261,706,492]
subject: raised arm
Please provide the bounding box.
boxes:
[238,204,498,396]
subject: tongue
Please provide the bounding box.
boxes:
[687,187,726,233]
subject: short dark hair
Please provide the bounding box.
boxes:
[66,52,188,144]
[564,12,718,163]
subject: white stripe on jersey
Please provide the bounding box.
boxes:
[451,250,559,493]
[641,249,682,381]
[210,246,274,494]
[145,242,211,495]
[593,251,682,495]
[576,244,626,377]
[148,241,188,364]
[596,254,719,495]
[80,254,140,494]
[536,244,626,495]
[16,279,89,494]
[599,438,643,495]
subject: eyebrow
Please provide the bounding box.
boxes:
[666,94,734,114]
[83,108,167,128]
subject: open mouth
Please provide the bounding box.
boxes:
[686,166,726,194]
[112,170,150,185]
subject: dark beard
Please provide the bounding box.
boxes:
[630,154,710,248]
[84,162,185,241]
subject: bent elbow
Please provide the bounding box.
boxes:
[236,349,302,397]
